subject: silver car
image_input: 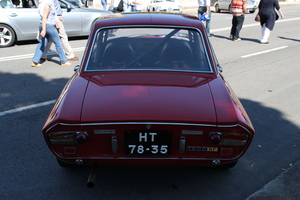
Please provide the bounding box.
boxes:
[214,0,259,14]
[0,0,110,48]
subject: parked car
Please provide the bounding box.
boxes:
[147,0,182,13]
[0,0,110,48]
[214,0,259,13]
[42,12,255,187]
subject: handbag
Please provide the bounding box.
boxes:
[254,13,260,22]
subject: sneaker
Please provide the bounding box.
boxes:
[31,61,42,67]
[61,62,72,66]
[260,41,269,44]
[233,38,241,41]
[68,57,79,61]
[229,35,233,39]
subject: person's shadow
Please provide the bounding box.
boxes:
[278,36,300,42]
[211,34,261,43]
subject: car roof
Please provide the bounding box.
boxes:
[93,12,205,31]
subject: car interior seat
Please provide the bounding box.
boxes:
[102,42,135,69]
[159,40,194,70]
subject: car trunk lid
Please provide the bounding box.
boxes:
[81,72,217,124]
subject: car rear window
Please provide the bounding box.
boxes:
[84,27,212,73]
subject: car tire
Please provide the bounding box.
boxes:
[215,4,220,13]
[0,24,16,48]
[57,158,79,168]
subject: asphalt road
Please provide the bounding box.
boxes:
[1,6,300,199]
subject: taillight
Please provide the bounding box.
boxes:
[208,132,248,146]
[48,131,89,145]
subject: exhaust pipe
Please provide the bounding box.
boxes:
[87,165,98,188]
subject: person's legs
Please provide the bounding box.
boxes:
[101,0,106,10]
[57,16,75,59]
[234,14,244,40]
[261,24,270,43]
[230,16,237,39]
[47,24,68,64]
[32,24,48,64]
[206,9,211,36]
[198,6,211,36]
[41,40,53,59]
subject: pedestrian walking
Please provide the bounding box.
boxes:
[198,0,211,37]
[41,0,79,61]
[229,0,247,41]
[101,0,107,10]
[31,0,71,67]
[258,0,284,44]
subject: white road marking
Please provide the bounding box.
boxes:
[241,46,288,58]
[0,100,56,117]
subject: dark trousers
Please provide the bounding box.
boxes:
[230,14,245,40]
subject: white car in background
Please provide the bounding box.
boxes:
[214,0,259,14]
[147,0,182,13]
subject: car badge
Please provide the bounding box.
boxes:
[146,124,151,129]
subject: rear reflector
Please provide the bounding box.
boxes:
[63,147,76,154]
[221,148,233,155]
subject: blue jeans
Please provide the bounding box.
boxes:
[101,0,106,10]
[32,24,67,63]
[198,6,211,36]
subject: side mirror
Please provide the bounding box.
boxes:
[67,4,73,11]
[217,65,223,73]
[74,65,80,72]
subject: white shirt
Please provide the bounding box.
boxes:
[198,0,210,7]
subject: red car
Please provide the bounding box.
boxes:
[42,12,254,185]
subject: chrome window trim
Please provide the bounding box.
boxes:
[46,122,252,134]
[83,25,214,74]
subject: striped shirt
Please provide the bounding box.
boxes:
[231,0,247,14]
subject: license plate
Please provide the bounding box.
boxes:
[124,131,172,155]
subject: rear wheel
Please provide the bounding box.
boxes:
[0,24,16,48]
[215,4,220,13]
